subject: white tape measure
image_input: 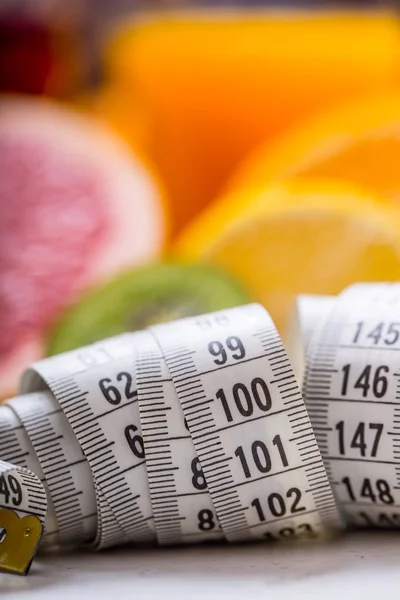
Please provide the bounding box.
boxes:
[151,304,340,541]
[0,458,47,574]
[1,300,368,574]
[302,283,400,530]
[0,404,56,547]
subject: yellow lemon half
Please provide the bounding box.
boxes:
[175,179,400,331]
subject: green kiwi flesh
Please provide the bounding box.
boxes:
[46,262,251,355]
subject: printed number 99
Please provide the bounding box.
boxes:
[208,336,245,365]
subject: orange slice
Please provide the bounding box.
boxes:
[175,179,400,332]
[229,92,400,203]
[102,12,400,233]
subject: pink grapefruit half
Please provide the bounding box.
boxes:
[0,96,166,399]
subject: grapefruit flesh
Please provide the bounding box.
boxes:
[0,97,166,398]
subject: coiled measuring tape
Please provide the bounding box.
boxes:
[4,299,377,575]
[302,283,400,530]
[0,459,46,574]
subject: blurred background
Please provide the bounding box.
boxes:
[2,0,400,399]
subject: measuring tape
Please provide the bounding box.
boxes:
[0,403,57,548]
[302,283,400,530]
[0,459,46,574]
[150,304,340,541]
[286,294,335,386]
[3,288,400,576]
[7,298,388,575]
[8,391,97,546]
[22,333,155,548]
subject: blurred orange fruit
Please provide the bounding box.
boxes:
[101,11,400,233]
[93,84,148,158]
[230,92,400,200]
[175,179,400,331]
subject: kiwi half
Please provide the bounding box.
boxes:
[46,262,250,355]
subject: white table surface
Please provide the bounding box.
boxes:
[1,532,400,599]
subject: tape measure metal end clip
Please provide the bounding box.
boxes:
[0,509,43,575]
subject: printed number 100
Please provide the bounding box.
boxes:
[216,377,272,422]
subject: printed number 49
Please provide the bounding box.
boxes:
[0,474,23,506]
